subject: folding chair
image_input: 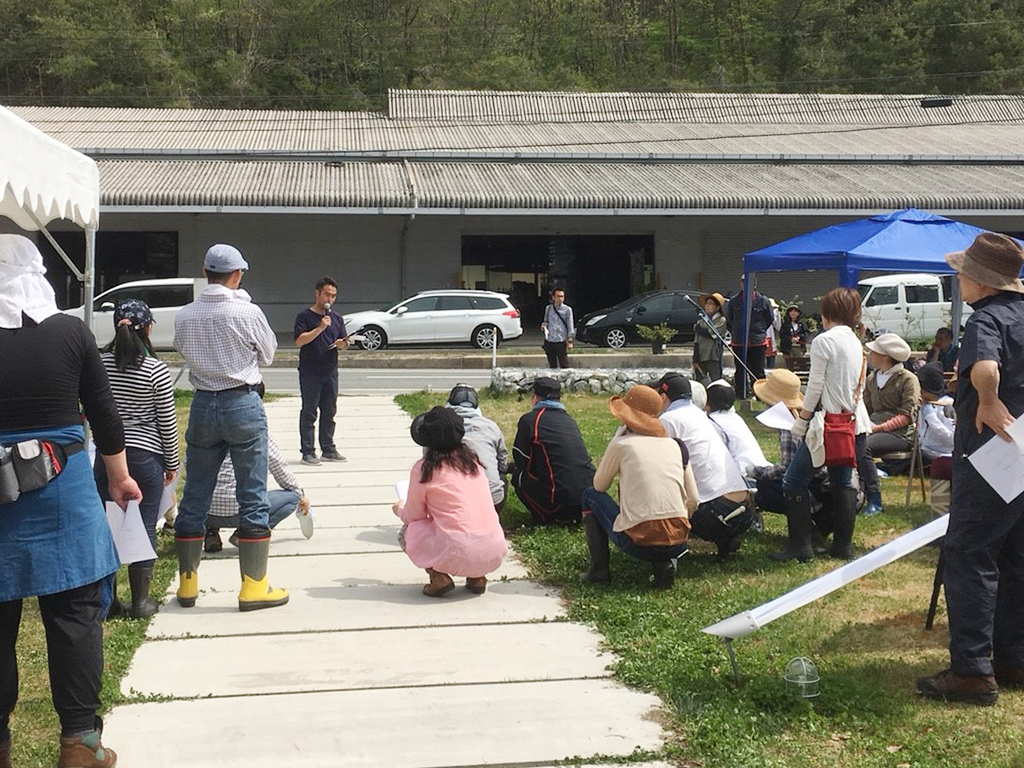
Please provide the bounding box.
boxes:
[785,355,811,387]
[875,425,927,506]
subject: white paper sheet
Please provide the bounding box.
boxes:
[105,500,158,565]
[703,515,949,640]
[755,401,796,432]
[158,472,181,515]
[967,417,1024,504]
[394,479,410,502]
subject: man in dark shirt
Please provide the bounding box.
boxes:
[509,377,595,524]
[918,232,1024,706]
[725,276,774,398]
[294,277,348,465]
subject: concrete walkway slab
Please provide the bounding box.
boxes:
[104,679,664,768]
[172,551,530,593]
[304,485,405,506]
[124,622,610,698]
[204,525,402,558]
[281,470,415,489]
[146,580,565,639]
[288,457,419,474]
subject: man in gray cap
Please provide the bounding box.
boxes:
[918,232,1024,706]
[172,244,288,612]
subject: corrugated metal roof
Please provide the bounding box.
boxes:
[10,100,1024,158]
[96,159,1024,211]
[387,89,1024,125]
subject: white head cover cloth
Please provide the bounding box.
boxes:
[690,380,707,410]
[0,234,60,329]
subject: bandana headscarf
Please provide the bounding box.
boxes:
[0,234,60,329]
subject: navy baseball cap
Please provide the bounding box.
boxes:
[203,244,249,273]
[113,299,154,331]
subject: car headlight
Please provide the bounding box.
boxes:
[585,314,606,327]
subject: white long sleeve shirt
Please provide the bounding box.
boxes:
[803,324,871,434]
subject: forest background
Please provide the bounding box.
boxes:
[2,0,1023,109]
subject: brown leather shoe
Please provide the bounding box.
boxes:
[1,738,11,768]
[422,569,454,597]
[917,669,998,706]
[993,661,1024,690]
[465,576,487,594]
[58,729,117,767]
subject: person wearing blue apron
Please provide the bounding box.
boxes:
[0,234,141,768]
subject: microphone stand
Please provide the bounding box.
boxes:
[684,294,757,383]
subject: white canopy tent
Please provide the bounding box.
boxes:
[0,104,100,326]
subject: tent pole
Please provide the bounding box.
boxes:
[742,271,754,396]
[84,227,96,331]
[26,211,85,282]
[950,277,963,347]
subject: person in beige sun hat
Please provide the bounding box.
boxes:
[579,385,699,590]
[753,368,804,413]
[919,230,1024,706]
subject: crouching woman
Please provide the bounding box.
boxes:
[581,385,699,589]
[394,407,507,597]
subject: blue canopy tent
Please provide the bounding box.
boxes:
[735,208,1023,389]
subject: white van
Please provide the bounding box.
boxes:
[857,273,971,340]
[64,277,207,350]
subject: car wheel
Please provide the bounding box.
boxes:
[472,324,501,349]
[359,326,387,350]
[604,327,627,348]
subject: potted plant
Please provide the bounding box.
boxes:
[636,323,676,354]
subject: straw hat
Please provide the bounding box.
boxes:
[608,385,667,437]
[699,292,725,310]
[866,332,912,362]
[753,369,804,410]
[945,231,1024,294]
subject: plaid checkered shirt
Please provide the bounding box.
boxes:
[173,285,276,391]
[209,436,301,518]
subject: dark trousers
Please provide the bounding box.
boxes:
[689,495,753,545]
[543,340,570,369]
[944,502,1024,676]
[1,580,103,739]
[512,474,581,524]
[858,431,913,494]
[299,370,339,456]
[756,476,835,536]
[730,345,766,398]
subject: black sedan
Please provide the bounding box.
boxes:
[577,290,707,348]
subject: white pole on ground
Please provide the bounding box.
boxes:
[703,515,949,640]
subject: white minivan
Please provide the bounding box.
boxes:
[857,273,971,340]
[65,277,207,350]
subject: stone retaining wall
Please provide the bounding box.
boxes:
[490,367,693,395]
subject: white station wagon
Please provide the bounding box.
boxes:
[65,277,206,350]
[342,290,523,350]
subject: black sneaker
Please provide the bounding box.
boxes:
[204,530,223,554]
[301,453,321,466]
[321,450,347,462]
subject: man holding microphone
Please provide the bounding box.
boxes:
[294,277,348,465]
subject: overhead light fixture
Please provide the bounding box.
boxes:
[920,96,953,108]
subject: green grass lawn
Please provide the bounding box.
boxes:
[396,389,1024,768]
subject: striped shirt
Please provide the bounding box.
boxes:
[208,436,301,517]
[173,285,276,392]
[100,352,179,471]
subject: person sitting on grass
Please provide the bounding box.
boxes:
[394,407,507,597]
[509,377,595,525]
[445,384,508,513]
[705,379,771,476]
[656,372,752,561]
[580,386,698,589]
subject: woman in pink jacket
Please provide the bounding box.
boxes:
[394,406,508,596]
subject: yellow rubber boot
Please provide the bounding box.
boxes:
[175,536,203,608]
[237,534,289,612]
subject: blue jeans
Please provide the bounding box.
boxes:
[95,447,165,569]
[581,487,688,562]
[782,439,855,494]
[299,370,338,456]
[177,390,270,538]
[206,489,300,531]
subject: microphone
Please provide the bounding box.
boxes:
[323,302,332,314]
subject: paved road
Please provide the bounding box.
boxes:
[170,367,494,394]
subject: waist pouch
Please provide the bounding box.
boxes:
[0,440,84,506]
